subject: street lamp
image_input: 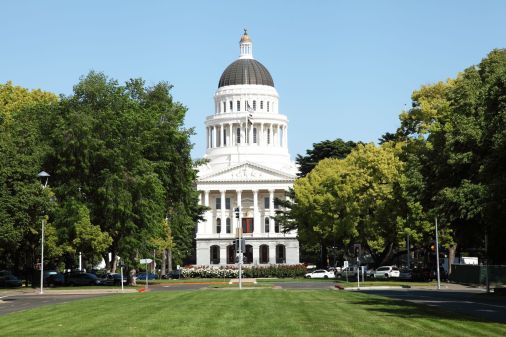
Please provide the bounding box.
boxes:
[37,171,50,295]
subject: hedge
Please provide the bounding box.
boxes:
[181,264,306,278]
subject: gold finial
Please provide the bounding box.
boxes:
[240,28,251,43]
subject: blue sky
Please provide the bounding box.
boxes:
[1,1,504,159]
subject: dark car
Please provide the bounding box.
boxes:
[46,272,65,287]
[411,268,432,282]
[0,272,22,287]
[65,272,100,286]
[137,272,158,280]
[162,270,183,279]
[99,273,127,286]
[32,270,66,287]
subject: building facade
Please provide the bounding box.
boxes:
[195,31,299,266]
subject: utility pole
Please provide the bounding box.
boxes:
[435,217,441,290]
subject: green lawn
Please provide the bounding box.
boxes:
[0,289,504,336]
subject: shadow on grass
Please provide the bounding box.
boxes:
[349,294,496,324]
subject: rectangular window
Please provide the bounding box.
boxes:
[216,197,221,210]
[237,100,241,111]
[264,197,270,209]
[223,102,226,113]
[260,101,264,110]
[253,100,256,111]
[223,128,227,145]
[267,101,270,112]
[225,197,231,209]
[267,129,270,144]
[253,128,257,143]
[230,101,233,111]
[236,127,241,143]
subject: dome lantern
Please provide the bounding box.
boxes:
[239,29,253,59]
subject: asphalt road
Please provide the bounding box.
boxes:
[361,288,506,324]
[0,293,108,316]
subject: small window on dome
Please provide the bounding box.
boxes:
[253,128,257,143]
[230,101,233,111]
[267,101,270,112]
[253,101,256,111]
[223,102,226,113]
[237,100,241,111]
[260,101,264,110]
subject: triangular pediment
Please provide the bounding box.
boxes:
[198,162,295,183]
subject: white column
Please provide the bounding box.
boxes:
[269,189,275,233]
[229,123,233,146]
[220,190,226,234]
[269,124,273,146]
[236,190,242,235]
[249,123,253,144]
[204,190,211,234]
[259,123,264,146]
[253,190,259,234]
[269,244,276,264]
[283,125,288,148]
[212,126,216,148]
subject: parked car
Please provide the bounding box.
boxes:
[372,266,400,279]
[304,269,335,279]
[335,266,358,279]
[162,270,183,279]
[32,270,66,287]
[98,273,127,286]
[411,267,433,282]
[137,272,158,280]
[0,272,22,287]
[399,268,412,280]
[65,272,100,286]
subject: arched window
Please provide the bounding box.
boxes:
[216,218,221,233]
[244,245,253,264]
[210,245,220,264]
[264,217,270,233]
[267,129,270,144]
[227,245,236,264]
[260,101,264,110]
[229,101,233,111]
[253,128,257,143]
[237,100,241,111]
[223,128,227,145]
[276,244,286,264]
[236,127,241,144]
[253,100,256,111]
[226,218,231,233]
[223,101,226,113]
[259,245,269,264]
[275,220,280,233]
[267,101,270,112]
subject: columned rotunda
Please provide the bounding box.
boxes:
[195,31,299,266]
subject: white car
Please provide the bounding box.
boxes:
[372,266,400,279]
[304,269,335,279]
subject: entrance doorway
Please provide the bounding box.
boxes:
[242,218,254,233]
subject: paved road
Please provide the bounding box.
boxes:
[0,293,109,316]
[361,288,506,324]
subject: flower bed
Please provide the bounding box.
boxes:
[181,264,306,278]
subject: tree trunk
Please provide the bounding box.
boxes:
[319,240,328,268]
[110,251,117,273]
[448,244,457,275]
[378,242,394,266]
[168,249,173,271]
[161,249,167,275]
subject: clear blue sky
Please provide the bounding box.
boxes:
[1,1,504,159]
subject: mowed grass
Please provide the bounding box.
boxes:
[0,289,505,337]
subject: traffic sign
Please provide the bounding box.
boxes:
[140,258,153,264]
[343,260,349,269]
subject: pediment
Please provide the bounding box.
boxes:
[198,162,295,183]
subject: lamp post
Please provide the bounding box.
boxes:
[37,171,50,295]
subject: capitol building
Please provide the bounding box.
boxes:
[195,31,299,266]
